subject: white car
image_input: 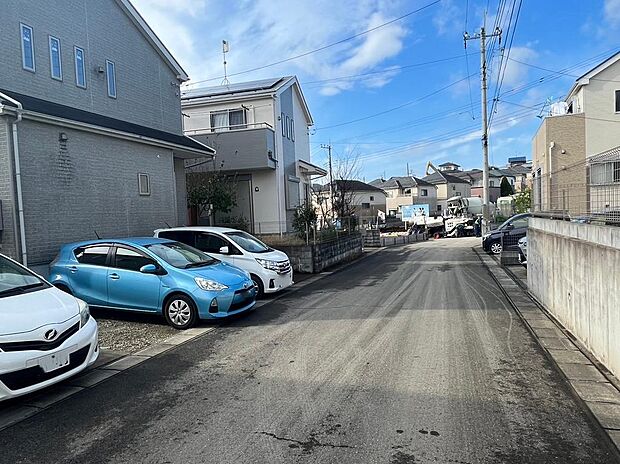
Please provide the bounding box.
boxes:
[0,253,99,402]
[154,227,293,296]
[518,236,528,265]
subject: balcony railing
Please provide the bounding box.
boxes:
[185,122,273,136]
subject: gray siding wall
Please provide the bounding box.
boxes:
[174,157,188,226]
[0,0,182,133]
[18,120,179,264]
[279,87,297,225]
[0,119,19,259]
[189,128,276,172]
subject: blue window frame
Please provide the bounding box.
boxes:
[49,36,62,80]
[74,46,86,88]
[106,60,116,98]
[20,23,35,72]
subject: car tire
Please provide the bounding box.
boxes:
[489,241,503,254]
[164,294,198,330]
[250,274,264,298]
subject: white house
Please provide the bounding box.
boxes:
[181,76,326,234]
[313,180,387,227]
[369,176,437,217]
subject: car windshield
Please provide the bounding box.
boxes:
[145,242,218,269]
[0,255,48,298]
[225,231,271,253]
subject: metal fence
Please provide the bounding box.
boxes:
[249,217,360,247]
[532,151,620,226]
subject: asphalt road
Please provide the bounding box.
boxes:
[1,239,617,464]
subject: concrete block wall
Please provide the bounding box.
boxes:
[275,234,363,273]
[528,217,620,377]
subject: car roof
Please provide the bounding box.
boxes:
[62,237,174,249]
[155,226,241,234]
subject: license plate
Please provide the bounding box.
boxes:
[38,348,72,373]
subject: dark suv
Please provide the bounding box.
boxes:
[482,213,531,254]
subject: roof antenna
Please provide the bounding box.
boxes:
[94,230,101,239]
[164,221,171,228]
[221,40,230,86]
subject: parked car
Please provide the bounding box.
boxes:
[49,238,257,329]
[482,213,531,254]
[0,253,98,402]
[154,227,292,297]
[518,236,527,265]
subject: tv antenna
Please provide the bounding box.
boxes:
[221,40,230,86]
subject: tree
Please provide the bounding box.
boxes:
[500,177,514,197]
[187,171,237,222]
[292,201,318,240]
[514,187,531,213]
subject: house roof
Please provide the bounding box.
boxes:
[566,51,620,100]
[438,161,460,167]
[116,0,189,81]
[0,89,214,156]
[422,170,471,185]
[315,180,386,193]
[181,76,314,125]
[369,176,434,190]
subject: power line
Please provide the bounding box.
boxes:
[183,0,441,88]
[506,55,620,83]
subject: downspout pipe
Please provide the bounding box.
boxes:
[0,91,27,266]
[548,141,555,211]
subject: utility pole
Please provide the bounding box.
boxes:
[464,26,501,233]
[321,143,334,222]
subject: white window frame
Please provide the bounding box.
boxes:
[138,173,150,196]
[74,46,86,88]
[209,108,246,132]
[281,112,286,136]
[285,115,290,139]
[421,189,428,197]
[106,60,117,98]
[20,23,35,72]
[290,119,295,142]
[48,35,62,81]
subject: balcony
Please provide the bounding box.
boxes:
[185,123,276,171]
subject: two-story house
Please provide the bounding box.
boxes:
[313,180,387,227]
[0,0,214,272]
[532,51,620,213]
[421,168,471,214]
[369,176,437,217]
[453,168,516,203]
[181,76,326,234]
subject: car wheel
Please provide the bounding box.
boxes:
[164,295,197,330]
[489,241,503,254]
[251,274,264,298]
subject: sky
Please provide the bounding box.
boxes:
[132,0,620,182]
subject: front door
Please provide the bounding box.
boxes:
[106,246,162,312]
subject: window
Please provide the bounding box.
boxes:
[616,90,620,113]
[361,202,370,209]
[437,204,442,211]
[290,119,295,142]
[490,180,495,187]
[455,191,461,196]
[209,109,246,131]
[615,161,620,183]
[49,36,62,80]
[591,161,620,185]
[114,247,156,272]
[106,60,116,98]
[369,195,375,201]
[20,24,35,72]
[0,255,49,295]
[195,233,230,254]
[157,230,196,246]
[421,189,428,197]
[404,188,412,195]
[281,112,285,135]
[285,116,290,139]
[74,246,110,266]
[287,176,301,209]
[225,231,270,253]
[74,46,86,88]
[138,173,150,196]
[510,217,529,229]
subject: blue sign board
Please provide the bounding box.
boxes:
[401,204,430,221]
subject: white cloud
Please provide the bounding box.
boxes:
[605,0,620,26]
[132,0,410,95]
[433,0,460,36]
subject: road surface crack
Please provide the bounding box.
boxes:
[257,431,354,453]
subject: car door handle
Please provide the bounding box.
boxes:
[109,273,120,280]
[68,266,78,273]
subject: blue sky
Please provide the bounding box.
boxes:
[133,0,620,181]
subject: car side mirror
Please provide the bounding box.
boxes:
[219,246,229,255]
[140,264,158,274]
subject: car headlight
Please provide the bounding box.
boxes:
[195,277,228,291]
[78,299,90,327]
[255,258,280,271]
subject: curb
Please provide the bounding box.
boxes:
[0,246,390,431]
[474,247,620,455]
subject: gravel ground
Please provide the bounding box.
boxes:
[92,309,178,354]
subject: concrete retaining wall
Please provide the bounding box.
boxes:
[528,217,620,377]
[276,233,363,273]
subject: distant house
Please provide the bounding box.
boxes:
[453,168,516,203]
[532,51,620,213]
[0,0,213,272]
[437,162,461,172]
[501,159,532,193]
[313,180,387,226]
[369,176,437,217]
[181,76,325,234]
[421,170,471,213]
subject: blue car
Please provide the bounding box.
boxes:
[49,238,257,329]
